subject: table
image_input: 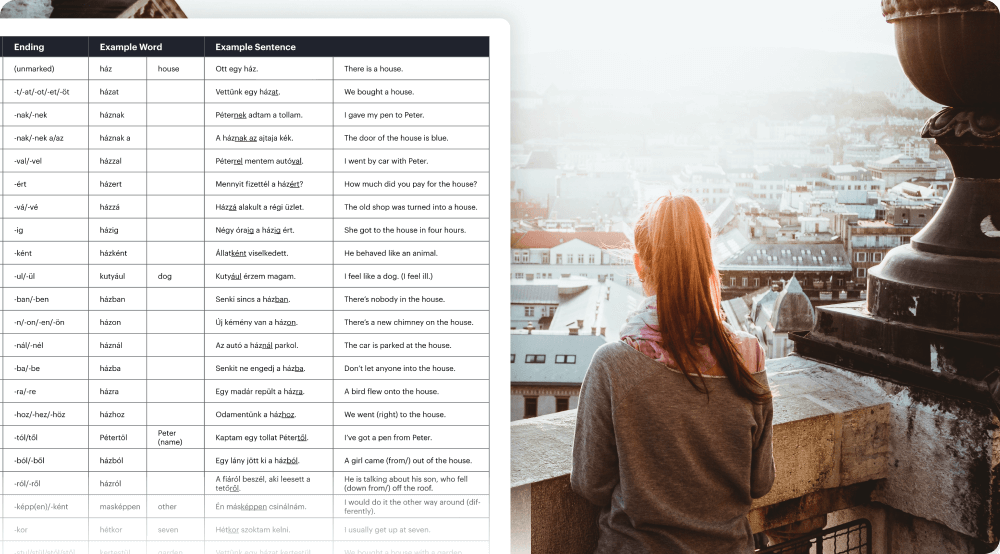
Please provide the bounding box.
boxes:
[0,25,497,554]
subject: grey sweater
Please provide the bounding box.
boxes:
[571,340,774,554]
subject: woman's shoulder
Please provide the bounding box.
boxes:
[724,323,766,373]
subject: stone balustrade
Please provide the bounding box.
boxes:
[511,355,1000,554]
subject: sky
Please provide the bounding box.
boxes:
[186,0,898,57]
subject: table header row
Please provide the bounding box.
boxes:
[2,36,489,58]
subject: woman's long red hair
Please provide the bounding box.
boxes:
[633,194,770,404]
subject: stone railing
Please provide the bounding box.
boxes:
[511,355,1000,553]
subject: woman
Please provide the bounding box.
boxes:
[571,194,774,554]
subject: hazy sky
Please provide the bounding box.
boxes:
[186,0,898,57]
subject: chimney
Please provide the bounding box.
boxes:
[577,319,584,329]
[526,322,534,335]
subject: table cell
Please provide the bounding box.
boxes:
[6,125,88,149]
[208,126,332,149]
[147,57,206,80]
[334,287,488,311]
[147,403,205,427]
[205,148,331,173]
[334,449,488,472]
[86,172,146,195]
[147,495,206,518]
[335,402,488,427]
[146,380,206,404]
[88,103,147,125]
[87,356,148,380]
[207,103,332,126]
[5,149,88,173]
[205,264,332,288]
[206,218,332,241]
[335,195,488,219]
[204,518,331,540]
[89,57,147,80]
[209,310,333,333]
[337,102,491,126]
[206,241,332,265]
[335,126,488,149]
[205,79,332,103]
[89,80,147,103]
[5,470,89,494]
[333,172,489,196]
[204,356,331,380]
[150,149,205,172]
[4,103,89,126]
[147,103,205,126]
[3,518,88,540]
[4,449,88,472]
[334,80,488,103]
[335,425,489,449]
[148,288,206,311]
[205,471,332,494]
[147,125,206,149]
[5,357,88,381]
[332,517,488,541]
[5,80,88,103]
[333,241,489,264]
[148,79,206,103]
[6,172,89,195]
[4,332,88,356]
[89,403,147,426]
[204,447,333,472]
[90,517,147,540]
[147,357,205,380]
[206,197,333,219]
[90,126,147,148]
[5,55,88,80]
[333,356,488,380]
[334,149,488,173]
[147,472,206,495]
[334,219,488,242]
[334,57,489,80]
[205,286,332,310]
[335,471,488,495]
[207,57,334,80]
[148,333,205,356]
[4,379,89,404]
[206,379,332,403]
[335,310,488,334]
[5,424,88,449]
[334,264,489,288]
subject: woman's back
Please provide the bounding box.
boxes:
[570,333,774,554]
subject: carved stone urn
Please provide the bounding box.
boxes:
[871,0,1000,336]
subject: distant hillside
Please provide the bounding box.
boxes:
[513,47,908,95]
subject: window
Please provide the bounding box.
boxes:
[524,306,535,317]
[541,253,549,264]
[566,255,573,264]
[730,278,736,287]
[556,254,563,264]
[514,273,524,279]
[525,355,545,363]
[856,252,867,262]
[754,278,760,287]
[578,254,585,264]
[524,397,538,418]
[556,398,570,412]
[857,268,867,278]
[555,355,577,364]
[872,252,883,262]
[510,354,515,363]
[588,254,595,264]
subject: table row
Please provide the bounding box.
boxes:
[0,423,491,448]
[4,102,490,126]
[4,56,490,80]
[8,126,489,150]
[0,309,489,332]
[0,520,489,544]
[0,201,488,223]
[0,332,488,356]
[8,149,490,172]
[7,80,488,103]
[0,355,487,379]
[0,448,488,471]
[0,471,489,494]
[0,242,490,264]
[0,378,490,402]
[2,172,489,196]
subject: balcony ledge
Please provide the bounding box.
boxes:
[512,354,1000,553]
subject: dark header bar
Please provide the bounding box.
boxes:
[3,37,88,57]
[89,37,204,57]
[206,36,489,57]
[2,36,489,57]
